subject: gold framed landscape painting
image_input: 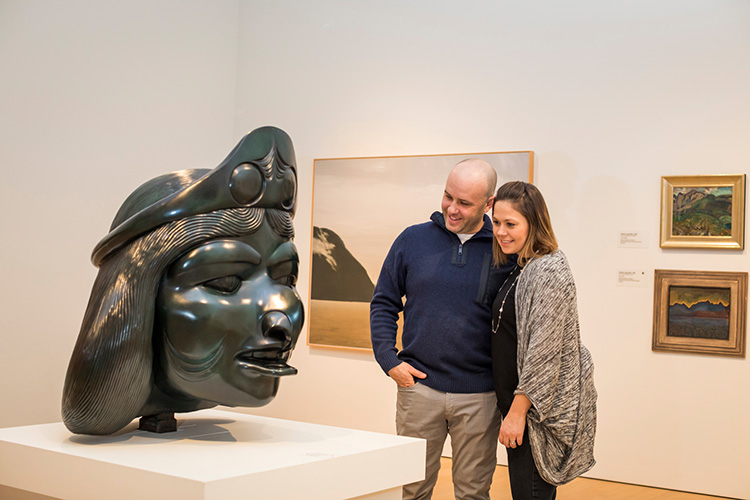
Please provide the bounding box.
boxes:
[660,174,745,249]
[652,269,747,357]
[309,151,534,350]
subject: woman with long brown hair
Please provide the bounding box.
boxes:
[490,181,597,499]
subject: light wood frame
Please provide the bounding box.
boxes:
[308,151,534,350]
[653,269,747,357]
[660,174,745,249]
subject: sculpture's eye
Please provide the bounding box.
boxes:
[202,275,243,294]
[270,260,298,287]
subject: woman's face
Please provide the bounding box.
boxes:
[492,200,529,256]
[155,219,303,407]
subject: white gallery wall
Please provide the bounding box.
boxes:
[1,1,748,499]
[0,0,240,430]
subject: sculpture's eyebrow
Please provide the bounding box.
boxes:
[170,240,262,277]
[268,241,298,267]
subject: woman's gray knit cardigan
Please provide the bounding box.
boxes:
[515,250,597,485]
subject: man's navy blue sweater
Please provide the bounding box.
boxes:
[370,212,513,393]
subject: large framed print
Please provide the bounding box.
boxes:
[659,174,745,249]
[652,269,747,357]
[309,151,534,350]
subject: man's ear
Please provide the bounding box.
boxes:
[484,196,495,213]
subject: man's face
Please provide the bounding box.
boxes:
[441,171,492,234]
[155,220,303,407]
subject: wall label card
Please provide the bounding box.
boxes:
[617,270,648,287]
[618,231,649,248]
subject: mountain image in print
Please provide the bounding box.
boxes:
[668,299,730,340]
[673,190,708,213]
[669,300,729,319]
[312,226,375,302]
[672,189,733,236]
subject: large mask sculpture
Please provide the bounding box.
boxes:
[62,126,304,435]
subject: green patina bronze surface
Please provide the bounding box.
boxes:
[62,127,304,435]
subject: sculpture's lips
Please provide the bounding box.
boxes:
[235,348,297,377]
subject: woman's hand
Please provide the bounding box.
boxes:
[499,393,532,449]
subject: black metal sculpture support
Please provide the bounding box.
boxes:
[139,413,177,434]
[62,126,304,435]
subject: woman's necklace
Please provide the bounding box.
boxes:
[492,265,524,334]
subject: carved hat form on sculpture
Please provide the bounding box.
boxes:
[62,126,304,435]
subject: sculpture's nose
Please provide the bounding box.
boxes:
[261,311,293,350]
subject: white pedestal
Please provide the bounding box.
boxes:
[0,409,425,500]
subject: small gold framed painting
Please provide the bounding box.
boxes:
[653,269,747,357]
[659,174,745,249]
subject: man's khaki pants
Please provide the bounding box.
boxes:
[397,382,502,500]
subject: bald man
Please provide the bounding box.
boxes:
[371,159,514,500]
